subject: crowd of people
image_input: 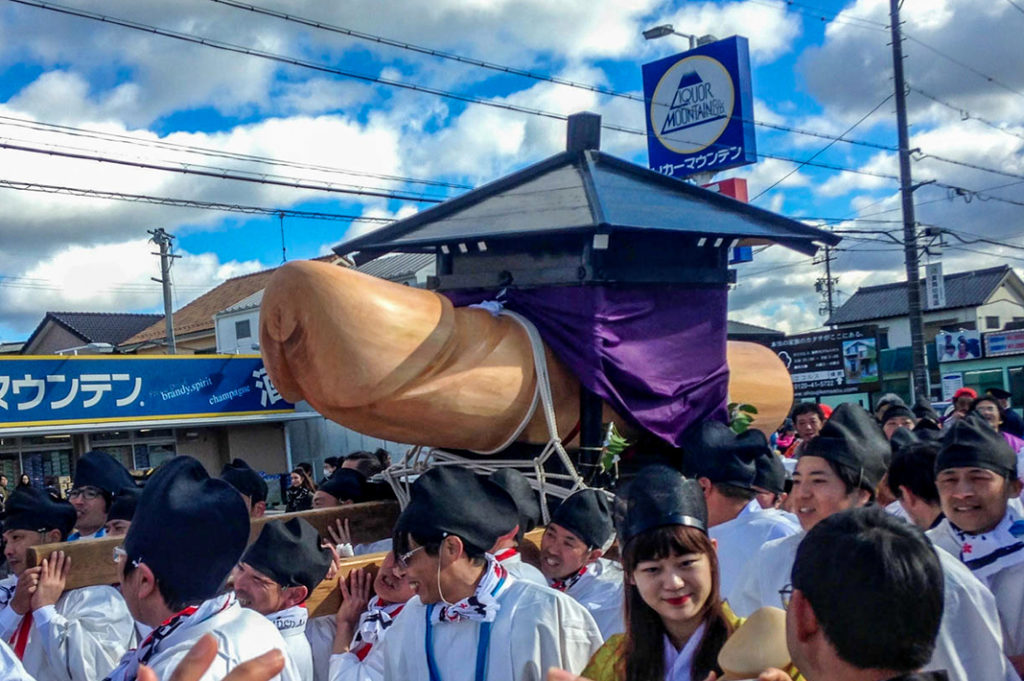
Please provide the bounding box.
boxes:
[0,391,1022,681]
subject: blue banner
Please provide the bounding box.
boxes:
[642,36,757,178]
[0,355,293,427]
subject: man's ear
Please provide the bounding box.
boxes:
[443,535,465,561]
[135,563,159,600]
[45,529,63,544]
[282,585,309,608]
[790,589,819,643]
[585,547,604,564]
[698,477,713,499]
[252,501,267,518]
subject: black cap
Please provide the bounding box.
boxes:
[108,486,142,522]
[241,518,332,594]
[2,487,76,538]
[220,459,268,504]
[550,488,615,549]
[987,387,1012,400]
[615,465,706,544]
[73,451,136,497]
[318,468,366,503]
[802,403,889,492]
[395,466,518,553]
[880,404,915,424]
[488,469,541,534]
[911,396,940,423]
[125,456,250,604]
[936,413,1017,478]
[754,451,787,496]
[684,421,764,489]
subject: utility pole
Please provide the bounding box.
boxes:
[815,244,839,323]
[890,0,928,397]
[148,228,181,354]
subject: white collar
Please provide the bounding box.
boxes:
[266,604,308,636]
[662,622,706,681]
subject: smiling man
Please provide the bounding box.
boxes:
[0,486,135,681]
[927,414,1024,676]
[357,465,602,681]
[68,451,137,541]
[235,518,333,681]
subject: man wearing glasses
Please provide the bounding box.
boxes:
[0,486,135,680]
[68,451,137,541]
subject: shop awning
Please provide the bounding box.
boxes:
[0,410,320,438]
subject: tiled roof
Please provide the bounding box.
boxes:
[355,253,435,282]
[23,312,163,351]
[827,265,1011,325]
[727,320,784,337]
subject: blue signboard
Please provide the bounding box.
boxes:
[0,355,293,427]
[642,36,757,178]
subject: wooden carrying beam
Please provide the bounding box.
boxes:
[26,501,400,592]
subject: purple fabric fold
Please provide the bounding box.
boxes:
[446,286,729,447]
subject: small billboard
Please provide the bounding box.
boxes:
[770,326,881,399]
[935,330,982,362]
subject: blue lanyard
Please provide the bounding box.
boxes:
[424,607,493,681]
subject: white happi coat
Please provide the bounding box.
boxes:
[306,615,336,681]
[500,552,547,587]
[104,594,302,681]
[0,638,34,681]
[710,499,800,604]
[729,531,1020,681]
[929,517,1024,658]
[267,606,313,681]
[563,557,624,640]
[346,579,603,681]
[0,575,135,681]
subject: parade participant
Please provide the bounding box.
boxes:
[887,436,944,530]
[540,488,624,638]
[105,456,300,681]
[784,404,825,458]
[313,469,365,509]
[684,421,798,603]
[880,405,917,440]
[325,551,415,681]
[731,403,1018,681]
[988,388,1024,439]
[788,507,948,681]
[753,449,790,512]
[0,486,135,681]
[104,487,142,538]
[67,450,136,540]
[487,469,547,586]
[286,468,316,513]
[927,415,1024,674]
[341,451,390,479]
[137,635,286,681]
[580,465,794,681]
[360,465,603,680]
[235,518,333,681]
[874,393,906,423]
[221,459,269,519]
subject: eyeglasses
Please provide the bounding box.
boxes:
[68,487,102,501]
[778,584,794,609]
[395,545,424,569]
[112,546,141,568]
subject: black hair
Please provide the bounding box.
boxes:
[969,396,1006,423]
[324,457,340,468]
[392,528,488,566]
[887,442,941,504]
[121,557,207,613]
[344,449,390,478]
[791,402,825,422]
[792,507,943,672]
[712,482,756,502]
[296,462,314,477]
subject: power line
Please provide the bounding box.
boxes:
[0,178,397,222]
[0,140,444,203]
[902,33,1024,100]
[743,0,890,31]
[908,87,1024,143]
[1004,0,1024,16]
[0,114,471,190]
[917,151,1024,182]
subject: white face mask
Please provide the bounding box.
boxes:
[323,468,331,478]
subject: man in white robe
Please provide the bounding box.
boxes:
[0,638,34,681]
[539,488,624,639]
[927,414,1024,676]
[234,518,333,681]
[488,469,547,587]
[731,404,1020,681]
[104,456,300,681]
[66,451,137,541]
[352,466,603,681]
[0,486,135,681]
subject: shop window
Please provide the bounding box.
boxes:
[1009,367,1024,407]
[986,316,1000,329]
[878,378,910,407]
[236,319,252,340]
[962,369,1004,397]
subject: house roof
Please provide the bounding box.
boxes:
[335,149,839,259]
[23,312,163,352]
[827,265,1014,325]
[726,320,784,337]
[355,252,435,281]
[218,289,265,316]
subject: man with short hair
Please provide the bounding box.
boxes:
[0,486,136,681]
[539,488,623,639]
[888,436,944,530]
[365,466,602,680]
[103,487,142,538]
[785,403,825,458]
[488,469,547,586]
[928,415,1024,675]
[320,457,340,486]
[685,421,799,603]
[68,451,136,540]
[235,518,333,681]
[788,507,947,681]
[221,459,269,519]
[106,456,300,681]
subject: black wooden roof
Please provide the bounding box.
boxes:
[335,149,839,259]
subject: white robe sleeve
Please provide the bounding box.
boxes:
[506,590,603,680]
[305,615,337,681]
[727,548,766,617]
[0,638,35,681]
[33,586,135,681]
[328,649,384,681]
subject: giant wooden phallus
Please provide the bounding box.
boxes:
[259,260,792,452]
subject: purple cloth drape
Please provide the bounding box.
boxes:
[446,286,729,447]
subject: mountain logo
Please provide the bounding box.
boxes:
[650,55,735,154]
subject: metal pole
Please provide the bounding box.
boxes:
[890,0,928,396]
[148,228,178,355]
[824,245,835,323]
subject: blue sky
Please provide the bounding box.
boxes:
[1,0,1022,340]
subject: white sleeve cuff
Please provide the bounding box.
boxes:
[32,604,60,629]
[0,604,24,637]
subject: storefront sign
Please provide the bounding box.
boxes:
[941,373,964,401]
[984,329,1024,357]
[0,355,293,428]
[935,330,982,362]
[770,326,881,398]
[642,36,756,178]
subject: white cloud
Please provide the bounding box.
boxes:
[656,1,802,63]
